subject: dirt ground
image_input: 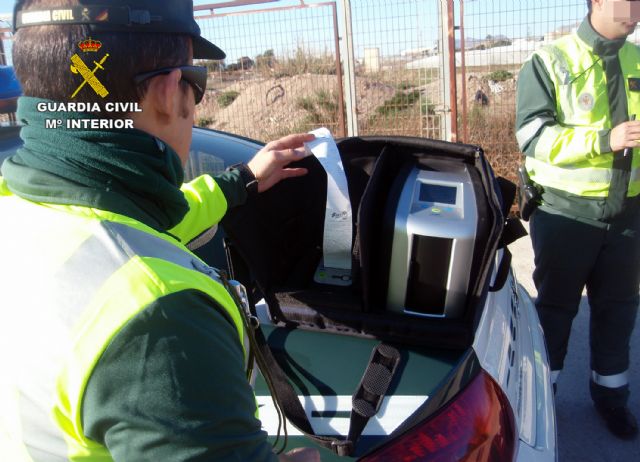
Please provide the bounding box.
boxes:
[196,73,397,140]
[196,71,517,136]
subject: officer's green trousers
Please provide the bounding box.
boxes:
[530,207,640,408]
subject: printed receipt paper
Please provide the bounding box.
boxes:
[305,127,353,286]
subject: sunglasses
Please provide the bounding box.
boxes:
[134,65,207,104]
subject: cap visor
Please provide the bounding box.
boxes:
[193,36,226,60]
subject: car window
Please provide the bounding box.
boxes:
[0,125,22,165]
[184,150,226,181]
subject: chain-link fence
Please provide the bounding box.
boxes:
[195,2,346,141]
[347,0,443,138]
[190,0,599,185]
[0,1,614,182]
[193,0,448,141]
[1,27,15,124]
[0,33,8,66]
[457,0,587,184]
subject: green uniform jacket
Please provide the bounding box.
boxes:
[0,97,277,462]
[516,17,640,222]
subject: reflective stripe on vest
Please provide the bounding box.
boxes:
[526,35,640,198]
[516,115,555,148]
[0,195,248,461]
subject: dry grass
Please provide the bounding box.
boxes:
[195,50,521,198]
[267,48,337,79]
[465,104,522,214]
[467,105,521,185]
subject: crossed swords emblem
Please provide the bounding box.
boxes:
[69,52,110,99]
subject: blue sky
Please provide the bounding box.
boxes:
[0,0,11,17]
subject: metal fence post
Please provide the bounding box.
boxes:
[438,0,457,142]
[0,35,6,66]
[340,0,358,137]
[330,2,347,137]
[459,0,468,143]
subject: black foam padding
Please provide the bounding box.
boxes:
[361,362,393,396]
[376,344,399,359]
[351,343,401,417]
[352,399,376,418]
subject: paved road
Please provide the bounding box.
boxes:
[508,223,640,462]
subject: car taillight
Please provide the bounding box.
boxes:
[361,370,516,462]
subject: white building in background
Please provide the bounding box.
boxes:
[363,48,381,73]
[406,38,545,69]
[543,23,578,42]
[406,23,640,70]
[400,46,435,57]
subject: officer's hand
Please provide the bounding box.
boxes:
[278,447,321,462]
[247,133,315,193]
[610,120,640,152]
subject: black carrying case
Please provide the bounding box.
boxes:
[221,136,512,350]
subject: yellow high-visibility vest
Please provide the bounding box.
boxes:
[0,176,250,461]
[519,34,640,197]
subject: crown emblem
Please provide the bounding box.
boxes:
[78,37,102,53]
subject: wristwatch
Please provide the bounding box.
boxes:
[229,162,259,197]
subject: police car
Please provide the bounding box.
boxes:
[0,69,556,462]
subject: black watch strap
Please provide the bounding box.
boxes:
[229,163,259,197]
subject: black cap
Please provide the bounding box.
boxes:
[13,0,225,59]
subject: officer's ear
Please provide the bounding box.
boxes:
[138,69,183,121]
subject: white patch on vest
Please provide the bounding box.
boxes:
[577,92,595,112]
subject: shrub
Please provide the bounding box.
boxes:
[256,49,276,71]
[486,70,513,82]
[396,81,415,90]
[376,90,422,116]
[362,89,435,137]
[217,91,240,108]
[271,46,336,78]
[295,89,343,133]
[314,89,338,114]
[297,96,315,113]
[421,100,435,116]
[196,116,215,127]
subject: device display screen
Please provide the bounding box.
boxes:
[419,183,457,204]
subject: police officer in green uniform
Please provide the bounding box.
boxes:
[0,1,320,460]
[516,0,640,440]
